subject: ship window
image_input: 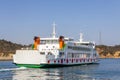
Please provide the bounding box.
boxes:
[51,40,53,44]
[48,52,52,55]
[94,54,96,57]
[59,52,64,58]
[68,46,91,51]
[45,40,59,44]
[86,54,90,58]
[46,40,50,44]
[40,52,45,55]
[72,53,74,58]
[40,40,46,44]
[67,53,72,58]
[53,40,59,44]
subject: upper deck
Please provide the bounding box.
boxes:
[36,23,96,52]
[40,37,73,44]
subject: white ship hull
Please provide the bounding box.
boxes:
[13,50,99,68]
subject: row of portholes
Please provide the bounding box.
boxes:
[47,58,96,64]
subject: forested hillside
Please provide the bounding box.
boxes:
[0,39,30,57]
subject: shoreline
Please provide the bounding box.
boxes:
[0,59,13,61]
[99,57,120,58]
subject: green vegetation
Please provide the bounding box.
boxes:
[0,39,29,56]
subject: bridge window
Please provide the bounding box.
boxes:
[59,52,64,58]
[68,46,91,51]
[40,40,46,44]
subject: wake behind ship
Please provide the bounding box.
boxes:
[13,23,99,68]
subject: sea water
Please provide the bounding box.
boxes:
[0,59,120,80]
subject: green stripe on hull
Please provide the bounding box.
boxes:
[15,63,98,68]
[16,64,47,68]
[16,64,68,68]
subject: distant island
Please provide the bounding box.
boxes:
[0,39,30,60]
[0,39,120,60]
[96,45,120,58]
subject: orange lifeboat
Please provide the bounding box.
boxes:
[59,36,64,49]
[33,36,40,50]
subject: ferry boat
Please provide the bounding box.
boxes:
[13,23,99,68]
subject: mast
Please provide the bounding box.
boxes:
[79,33,83,42]
[52,22,56,38]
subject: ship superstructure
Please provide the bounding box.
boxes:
[13,23,99,68]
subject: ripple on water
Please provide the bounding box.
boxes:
[0,59,120,80]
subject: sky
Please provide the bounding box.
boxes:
[0,0,120,45]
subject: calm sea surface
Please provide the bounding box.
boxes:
[0,59,120,80]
